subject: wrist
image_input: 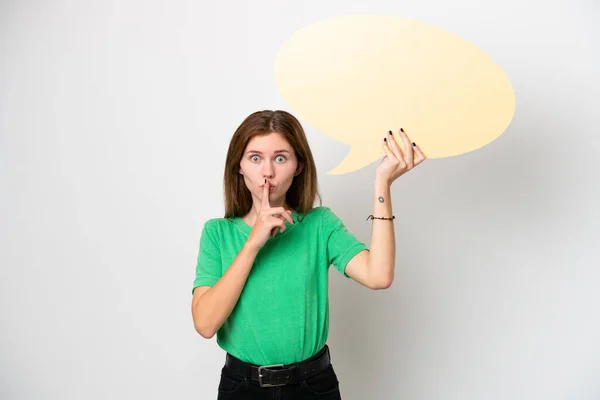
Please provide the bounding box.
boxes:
[243,240,260,254]
[375,174,391,186]
[374,179,391,193]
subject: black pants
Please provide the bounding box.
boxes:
[216,347,342,399]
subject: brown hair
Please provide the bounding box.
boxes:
[223,110,321,219]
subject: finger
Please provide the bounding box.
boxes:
[266,207,295,224]
[269,217,280,238]
[386,130,405,163]
[396,128,414,167]
[382,137,396,160]
[412,142,427,165]
[261,179,270,208]
[277,219,286,233]
[269,218,286,237]
[384,135,405,169]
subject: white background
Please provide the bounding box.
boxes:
[1,0,599,399]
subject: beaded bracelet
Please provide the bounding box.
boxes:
[366,215,396,221]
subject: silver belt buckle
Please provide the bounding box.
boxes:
[258,364,286,387]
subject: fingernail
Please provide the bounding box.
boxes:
[264,179,267,183]
[400,128,404,132]
[384,137,387,142]
[388,130,392,135]
[412,142,416,147]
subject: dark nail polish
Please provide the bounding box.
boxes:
[400,128,404,132]
[412,142,416,147]
[384,137,387,142]
[265,179,267,183]
[388,130,392,135]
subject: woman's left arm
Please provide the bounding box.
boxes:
[345,128,427,289]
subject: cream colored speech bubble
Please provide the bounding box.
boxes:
[274,15,515,175]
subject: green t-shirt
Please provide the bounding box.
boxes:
[192,206,369,365]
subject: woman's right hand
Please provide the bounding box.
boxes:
[246,179,295,251]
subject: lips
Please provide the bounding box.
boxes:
[261,184,276,192]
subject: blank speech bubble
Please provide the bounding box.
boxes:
[274,15,516,175]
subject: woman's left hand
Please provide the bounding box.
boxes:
[375,128,427,186]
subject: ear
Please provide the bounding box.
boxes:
[239,167,243,175]
[294,162,304,177]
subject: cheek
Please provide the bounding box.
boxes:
[239,165,259,187]
[241,172,254,187]
[287,162,299,177]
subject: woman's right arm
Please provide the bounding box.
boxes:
[191,179,293,339]
[191,242,259,339]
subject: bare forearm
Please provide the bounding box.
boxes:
[192,243,259,338]
[368,178,396,286]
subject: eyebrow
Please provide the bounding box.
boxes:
[245,150,291,155]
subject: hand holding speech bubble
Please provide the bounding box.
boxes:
[274,15,516,175]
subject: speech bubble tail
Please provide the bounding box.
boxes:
[326,146,379,175]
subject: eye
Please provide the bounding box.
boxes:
[250,155,260,162]
[276,155,287,162]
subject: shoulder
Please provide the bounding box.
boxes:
[200,217,234,239]
[299,206,345,230]
[309,206,340,221]
[297,206,330,223]
[305,206,334,216]
[202,217,226,230]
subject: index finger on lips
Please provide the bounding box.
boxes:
[262,179,270,208]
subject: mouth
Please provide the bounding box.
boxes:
[261,184,276,192]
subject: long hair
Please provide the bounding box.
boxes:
[223,110,321,219]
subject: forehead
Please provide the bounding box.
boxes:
[245,132,292,151]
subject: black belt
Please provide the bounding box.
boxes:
[224,345,331,388]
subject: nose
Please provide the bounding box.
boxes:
[261,161,275,179]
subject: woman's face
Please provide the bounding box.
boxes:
[239,132,300,208]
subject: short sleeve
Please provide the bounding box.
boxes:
[320,207,369,278]
[192,219,222,294]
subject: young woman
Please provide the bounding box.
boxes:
[191,110,426,399]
